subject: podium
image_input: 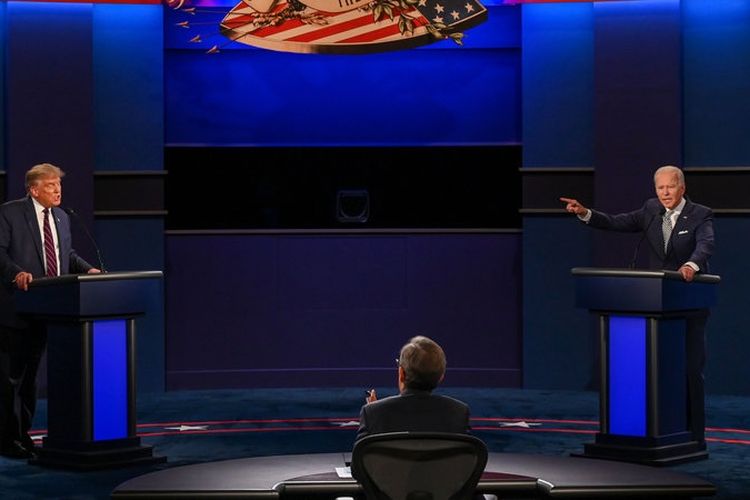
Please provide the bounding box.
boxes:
[14,271,166,469]
[571,267,720,465]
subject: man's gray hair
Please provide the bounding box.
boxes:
[654,165,685,187]
[398,335,446,391]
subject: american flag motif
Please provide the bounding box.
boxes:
[219,0,487,54]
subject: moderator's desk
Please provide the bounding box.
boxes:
[111,452,715,498]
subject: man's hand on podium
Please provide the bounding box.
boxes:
[14,271,33,291]
[679,265,696,282]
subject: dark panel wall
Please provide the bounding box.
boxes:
[165,232,522,389]
[6,2,94,222]
[523,217,595,390]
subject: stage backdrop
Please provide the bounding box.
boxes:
[162,2,524,389]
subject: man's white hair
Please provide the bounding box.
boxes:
[654,165,685,186]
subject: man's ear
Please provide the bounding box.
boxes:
[398,366,405,383]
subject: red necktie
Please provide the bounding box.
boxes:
[43,208,58,277]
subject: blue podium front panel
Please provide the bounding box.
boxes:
[609,315,646,437]
[93,319,128,441]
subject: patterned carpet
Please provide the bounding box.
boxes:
[2,387,748,498]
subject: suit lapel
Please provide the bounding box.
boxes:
[665,201,693,257]
[24,197,46,268]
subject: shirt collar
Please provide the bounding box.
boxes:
[31,197,49,214]
[672,197,686,215]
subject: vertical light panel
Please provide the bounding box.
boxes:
[93,319,128,440]
[683,0,750,166]
[522,1,594,167]
[93,3,163,171]
[609,315,646,436]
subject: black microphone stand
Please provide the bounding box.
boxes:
[64,207,107,273]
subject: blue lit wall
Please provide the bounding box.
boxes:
[683,0,750,166]
[164,5,521,146]
[93,4,164,171]
[522,2,593,168]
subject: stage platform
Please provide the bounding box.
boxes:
[110,451,716,498]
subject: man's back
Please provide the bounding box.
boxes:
[356,389,469,442]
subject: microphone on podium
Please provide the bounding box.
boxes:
[63,207,107,273]
[628,206,665,269]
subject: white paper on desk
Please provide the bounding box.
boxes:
[336,466,352,478]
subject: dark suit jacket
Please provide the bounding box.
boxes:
[0,197,93,327]
[355,389,470,442]
[587,197,714,272]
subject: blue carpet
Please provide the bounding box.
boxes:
[2,387,748,499]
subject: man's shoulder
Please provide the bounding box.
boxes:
[431,393,470,411]
[0,197,31,215]
[371,392,468,411]
[685,200,712,216]
[1,197,30,209]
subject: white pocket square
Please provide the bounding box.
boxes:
[678,230,689,235]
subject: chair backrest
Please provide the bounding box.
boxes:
[351,432,488,500]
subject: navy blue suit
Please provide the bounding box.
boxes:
[0,197,93,450]
[587,197,714,272]
[355,389,470,443]
[585,196,714,443]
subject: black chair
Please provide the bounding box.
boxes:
[350,432,488,500]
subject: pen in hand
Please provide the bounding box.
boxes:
[364,389,377,404]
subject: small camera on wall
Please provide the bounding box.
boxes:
[336,189,370,223]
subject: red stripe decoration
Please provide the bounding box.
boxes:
[219,0,486,54]
[26,416,750,447]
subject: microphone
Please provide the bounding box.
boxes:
[63,207,107,273]
[628,206,665,269]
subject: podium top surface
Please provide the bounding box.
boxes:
[571,267,720,284]
[16,271,163,317]
[571,267,718,313]
[28,270,163,288]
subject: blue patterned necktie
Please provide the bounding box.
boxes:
[662,209,674,253]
